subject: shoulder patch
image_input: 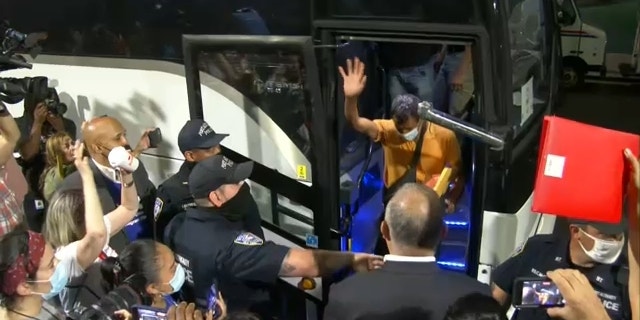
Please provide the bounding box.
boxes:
[511,240,527,257]
[153,198,164,220]
[234,232,264,246]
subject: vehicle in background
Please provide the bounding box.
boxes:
[557,0,608,87]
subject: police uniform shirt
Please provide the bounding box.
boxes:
[493,234,629,320]
[171,206,289,312]
[154,162,197,241]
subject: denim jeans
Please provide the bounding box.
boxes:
[432,51,475,116]
[387,53,439,103]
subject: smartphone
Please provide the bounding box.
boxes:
[131,305,167,320]
[207,283,219,317]
[512,278,565,308]
[148,128,162,148]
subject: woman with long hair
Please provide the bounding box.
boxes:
[0,143,103,320]
[100,240,187,311]
[40,132,76,202]
[42,139,139,317]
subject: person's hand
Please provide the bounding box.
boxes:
[451,70,465,92]
[167,302,214,320]
[444,199,455,214]
[73,140,92,178]
[114,309,133,320]
[47,113,65,132]
[338,58,367,99]
[33,103,47,126]
[546,269,611,320]
[352,253,384,272]
[625,148,639,190]
[134,128,156,155]
[216,292,228,320]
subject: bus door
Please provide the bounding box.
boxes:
[182,35,334,319]
[312,23,499,277]
[311,0,561,281]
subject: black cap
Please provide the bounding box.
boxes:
[189,155,254,199]
[178,120,229,154]
[570,215,628,236]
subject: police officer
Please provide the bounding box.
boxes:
[491,218,630,320]
[167,155,382,318]
[154,119,263,241]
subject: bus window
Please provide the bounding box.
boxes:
[318,0,476,24]
[195,48,313,184]
[247,180,275,222]
[556,0,578,26]
[508,0,552,133]
[1,0,311,61]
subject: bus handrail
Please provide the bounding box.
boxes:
[418,101,505,150]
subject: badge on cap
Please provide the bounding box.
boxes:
[153,198,164,220]
[234,232,264,246]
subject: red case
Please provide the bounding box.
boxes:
[532,116,640,223]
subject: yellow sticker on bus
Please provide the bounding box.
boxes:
[296,165,307,180]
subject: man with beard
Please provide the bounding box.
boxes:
[58,116,157,251]
[154,119,264,242]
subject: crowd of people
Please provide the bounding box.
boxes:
[0,54,638,320]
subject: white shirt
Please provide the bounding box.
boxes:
[383,255,436,263]
[92,159,120,183]
[54,216,115,277]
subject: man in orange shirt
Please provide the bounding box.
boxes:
[339,57,462,204]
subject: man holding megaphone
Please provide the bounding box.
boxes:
[58,116,157,253]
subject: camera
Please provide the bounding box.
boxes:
[43,88,68,115]
[0,21,50,106]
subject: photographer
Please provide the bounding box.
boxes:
[15,85,75,192]
[0,101,23,237]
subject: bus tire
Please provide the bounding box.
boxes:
[561,57,587,89]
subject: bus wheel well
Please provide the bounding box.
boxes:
[562,56,587,88]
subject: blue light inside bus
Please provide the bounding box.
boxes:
[352,169,470,271]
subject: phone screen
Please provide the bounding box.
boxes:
[132,305,167,320]
[514,278,565,308]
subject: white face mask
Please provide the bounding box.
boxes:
[403,127,419,141]
[578,229,624,265]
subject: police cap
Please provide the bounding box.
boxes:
[178,120,229,154]
[188,155,254,198]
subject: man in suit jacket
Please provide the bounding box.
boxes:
[325,183,490,320]
[58,116,156,252]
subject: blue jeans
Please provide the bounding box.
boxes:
[388,54,439,102]
[432,51,474,116]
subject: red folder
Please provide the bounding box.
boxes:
[532,116,640,223]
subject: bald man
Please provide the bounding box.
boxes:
[325,183,489,320]
[58,116,157,252]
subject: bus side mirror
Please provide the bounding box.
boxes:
[557,10,572,26]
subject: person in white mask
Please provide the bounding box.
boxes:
[340,58,462,201]
[568,220,626,266]
[340,57,462,255]
[491,217,630,320]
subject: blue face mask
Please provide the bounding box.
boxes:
[168,264,186,293]
[30,258,71,300]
